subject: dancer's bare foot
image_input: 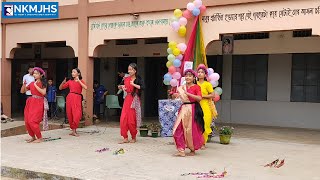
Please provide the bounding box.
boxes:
[129,139,136,143]
[33,138,43,143]
[119,138,129,144]
[69,132,79,137]
[201,145,206,150]
[25,138,36,143]
[174,151,186,157]
[186,150,195,156]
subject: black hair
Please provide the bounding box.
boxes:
[94,80,99,85]
[28,65,34,69]
[129,63,144,97]
[48,78,53,81]
[72,68,83,80]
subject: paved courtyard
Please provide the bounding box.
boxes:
[1,124,320,180]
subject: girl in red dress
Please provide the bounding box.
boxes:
[59,68,87,137]
[20,67,48,143]
[118,63,144,144]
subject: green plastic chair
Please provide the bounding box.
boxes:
[104,95,122,119]
[56,96,65,114]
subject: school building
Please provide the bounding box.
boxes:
[1,0,320,129]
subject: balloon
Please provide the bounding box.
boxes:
[167,48,173,54]
[215,87,223,95]
[192,8,200,16]
[194,0,202,8]
[178,17,188,26]
[177,43,187,52]
[176,67,181,72]
[210,73,220,81]
[170,79,178,87]
[163,79,170,86]
[200,5,206,13]
[187,3,195,11]
[210,80,219,87]
[178,26,187,37]
[174,9,183,18]
[173,59,182,67]
[176,54,183,60]
[183,10,192,19]
[172,72,181,79]
[213,94,220,102]
[166,60,173,68]
[168,66,176,74]
[167,54,175,61]
[168,41,177,49]
[207,68,214,75]
[164,73,172,80]
[173,48,181,56]
[171,21,180,32]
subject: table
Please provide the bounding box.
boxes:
[158,99,182,137]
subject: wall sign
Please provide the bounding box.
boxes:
[202,5,320,23]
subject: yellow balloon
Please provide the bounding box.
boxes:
[178,26,187,37]
[166,60,173,68]
[173,48,180,56]
[174,9,183,18]
[168,41,177,49]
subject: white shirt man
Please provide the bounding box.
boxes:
[22,66,35,96]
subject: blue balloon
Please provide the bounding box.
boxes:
[173,59,181,68]
[192,8,200,16]
[164,73,172,82]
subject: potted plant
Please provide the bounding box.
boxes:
[207,125,218,143]
[148,123,162,138]
[219,126,234,144]
[139,124,149,137]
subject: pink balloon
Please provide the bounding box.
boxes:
[176,54,183,60]
[175,67,181,72]
[178,17,188,26]
[168,66,176,74]
[200,5,206,13]
[170,79,178,87]
[187,3,195,11]
[194,0,202,8]
[213,94,220,102]
[183,10,192,19]
[208,68,214,75]
[177,43,187,52]
[171,21,180,32]
[210,73,220,81]
[172,72,182,79]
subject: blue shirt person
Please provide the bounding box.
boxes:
[47,79,57,118]
[93,80,108,119]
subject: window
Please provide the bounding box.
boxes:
[115,39,138,45]
[231,55,268,100]
[293,29,312,38]
[233,32,269,40]
[291,53,320,103]
[144,37,167,44]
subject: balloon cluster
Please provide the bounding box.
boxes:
[165,0,207,87]
[205,66,222,102]
[171,0,207,37]
[163,41,186,87]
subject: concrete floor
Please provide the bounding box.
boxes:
[1,124,320,180]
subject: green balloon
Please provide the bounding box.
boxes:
[167,54,175,61]
[215,87,223,95]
